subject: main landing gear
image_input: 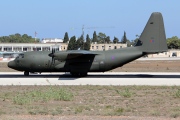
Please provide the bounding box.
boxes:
[70,72,87,77]
[24,71,29,76]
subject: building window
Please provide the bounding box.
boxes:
[4,47,12,51]
[96,46,98,50]
[120,46,122,48]
[37,47,41,51]
[13,47,22,52]
[23,47,31,51]
[33,47,39,51]
[109,46,111,50]
[23,48,27,51]
[92,46,94,49]
[102,46,104,50]
[42,47,50,51]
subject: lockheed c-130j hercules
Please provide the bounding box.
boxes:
[8,12,168,76]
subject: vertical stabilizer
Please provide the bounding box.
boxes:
[137,12,167,53]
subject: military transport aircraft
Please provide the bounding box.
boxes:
[8,12,167,76]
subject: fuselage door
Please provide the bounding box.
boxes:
[44,60,50,68]
[99,60,105,71]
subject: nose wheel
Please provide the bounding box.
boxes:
[24,71,29,76]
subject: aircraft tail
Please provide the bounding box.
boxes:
[135,12,167,53]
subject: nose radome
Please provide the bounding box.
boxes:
[8,61,16,68]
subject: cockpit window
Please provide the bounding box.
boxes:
[19,54,24,58]
[15,54,24,59]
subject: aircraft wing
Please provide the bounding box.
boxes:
[66,50,99,59]
[54,50,99,60]
[67,50,99,55]
[54,50,99,70]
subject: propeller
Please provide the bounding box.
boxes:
[48,48,56,64]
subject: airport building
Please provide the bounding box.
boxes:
[0,43,127,52]
[148,49,179,58]
[0,41,127,60]
[0,39,178,60]
[0,43,68,52]
[90,42,127,51]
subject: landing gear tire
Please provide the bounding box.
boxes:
[80,72,87,77]
[24,71,29,76]
[70,72,87,77]
[70,72,78,76]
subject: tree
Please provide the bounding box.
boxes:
[0,33,36,43]
[76,35,84,50]
[92,31,98,43]
[113,37,119,43]
[129,34,140,47]
[121,31,127,43]
[167,36,180,49]
[67,36,76,50]
[104,36,111,43]
[97,32,106,43]
[131,38,139,46]
[22,34,34,43]
[63,32,69,43]
[126,40,131,47]
[84,34,91,50]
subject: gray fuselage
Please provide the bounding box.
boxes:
[8,47,144,73]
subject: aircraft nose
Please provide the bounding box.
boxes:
[8,61,16,68]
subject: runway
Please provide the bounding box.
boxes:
[0,72,180,86]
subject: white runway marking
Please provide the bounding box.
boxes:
[0,72,180,86]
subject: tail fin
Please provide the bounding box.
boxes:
[136,12,167,53]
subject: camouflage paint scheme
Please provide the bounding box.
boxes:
[8,12,168,76]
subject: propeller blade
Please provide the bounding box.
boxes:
[48,47,57,65]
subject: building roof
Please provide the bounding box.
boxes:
[41,38,63,43]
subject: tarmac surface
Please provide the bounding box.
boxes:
[0,72,180,86]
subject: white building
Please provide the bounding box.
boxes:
[0,43,68,52]
[41,38,63,43]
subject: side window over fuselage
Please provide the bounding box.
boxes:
[15,54,24,59]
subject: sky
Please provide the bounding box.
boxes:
[0,0,180,41]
